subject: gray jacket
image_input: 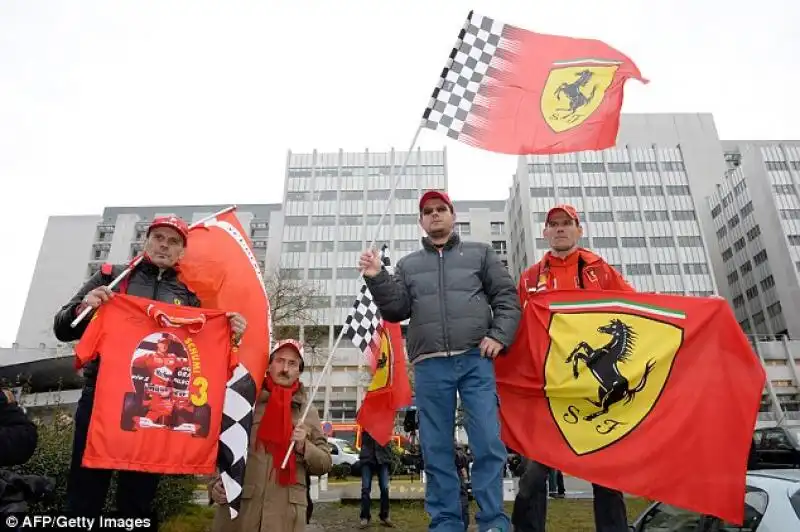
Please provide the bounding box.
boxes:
[365,233,521,363]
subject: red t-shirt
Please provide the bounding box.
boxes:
[75,293,236,475]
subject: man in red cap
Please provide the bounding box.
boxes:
[53,215,247,517]
[512,204,633,532]
[359,190,520,532]
[209,339,332,531]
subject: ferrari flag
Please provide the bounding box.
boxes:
[422,11,647,154]
[178,208,271,519]
[495,291,765,524]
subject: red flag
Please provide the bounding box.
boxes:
[356,321,412,446]
[495,291,765,524]
[422,11,646,154]
[178,209,271,395]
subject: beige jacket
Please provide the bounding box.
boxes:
[211,383,332,532]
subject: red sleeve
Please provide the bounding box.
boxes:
[518,264,539,302]
[74,309,106,368]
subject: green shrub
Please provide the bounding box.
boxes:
[12,407,196,521]
[329,463,351,479]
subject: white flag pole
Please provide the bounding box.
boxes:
[70,205,238,328]
[280,125,423,469]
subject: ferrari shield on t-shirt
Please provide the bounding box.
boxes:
[75,293,236,474]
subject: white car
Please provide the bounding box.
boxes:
[630,470,800,531]
[328,437,361,476]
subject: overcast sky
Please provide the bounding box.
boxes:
[1,0,798,346]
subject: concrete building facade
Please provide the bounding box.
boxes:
[707,142,800,338]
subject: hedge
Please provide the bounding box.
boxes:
[11,409,195,521]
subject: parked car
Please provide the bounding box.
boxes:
[328,437,361,476]
[749,426,800,469]
[630,469,800,531]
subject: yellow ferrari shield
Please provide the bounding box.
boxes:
[541,63,619,133]
[367,328,393,392]
[545,312,682,455]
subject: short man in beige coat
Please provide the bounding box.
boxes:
[210,339,332,532]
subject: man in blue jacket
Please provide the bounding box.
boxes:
[359,191,521,532]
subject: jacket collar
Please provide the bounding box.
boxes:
[136,257,179,280]
[422,231,460,252]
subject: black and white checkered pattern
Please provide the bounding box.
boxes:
[218,363,257,518]
[421,11,505,140]
[343,245,391,353]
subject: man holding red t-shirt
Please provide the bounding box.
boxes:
[53,215,247,517]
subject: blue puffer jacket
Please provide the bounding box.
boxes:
[365,233,521,363]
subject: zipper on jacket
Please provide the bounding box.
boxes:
[152,270,162,300]
[438,248,451,355]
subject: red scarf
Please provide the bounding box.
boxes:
[256,375,300,486]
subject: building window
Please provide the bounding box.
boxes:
[678,236,703,248]
[584,186,609,197]
[283,242,307,252]
[787,235,800,246]
[534,238,549,248]
[773,184,796,195]
[666,185,691,196]
[733,295,745,308]
[650,236,674,248]
[722,248,733,261]
[634,161,659,172]
[745,286,759,300]
[581,162,605,173]
[530,187,555,197]
[728,214,740,229]
[312,215,337,226]
[621,237,646,248]
[760,276,775,291]
[395,214,418,225]
[626,263,652,276]
[588,211,613,222]
[336,241,360,252]
[683,263,709,275]
[741,261,752,274]
[781,209,800,220]
[310,296,331,308]
[722,193,733,208]
[338,215,361,226]
[282,269,304,280]
[341,191,362,201]
[753,250,768,266]
[558,186,582,197]
[753,311,765,325]
[672,210,697,221]
[528,163,551,173]
[767,301,782,318]
[747,226,761,241]
[307,268,333,280]
[733,180,747,196]
[617,211,641,222]
[593,237,618,248]
[455,222,471,236]
[639,186,663,196]
[367,189,391,200]
[286,191,308,201]
[727,271,739,285]
[491,222,505,234]
[662,161,686,172]
[733,238,746,252]
[336,295,355,307]
[492,241,507,253]
[644,210,669,221]
[607,162,632,173]
[653,263,679,275]
[740,202,754,218]
[284,216,308,226]
[336,268,360,279]
[765,161,789,171]
[308,241,335,252]
[395,239,419,251]
[716,226,727,239]
[739,318,751,333]
[711,205,722,219]
[612,186,636,196]
[553,162,578,173]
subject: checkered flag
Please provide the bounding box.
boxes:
[217,364,257,518]
[421,10,505,143]
[343,245,391,370]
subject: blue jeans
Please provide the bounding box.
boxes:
[415,348,509,532]
[360,462,390,522]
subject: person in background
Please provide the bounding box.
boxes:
[0,388,37,467]
[360,190,520,532]
[512,204,633,532]
[358,429,394,528]
[53,215,247,517]
[210,340,332,532]
[547,469,565,499]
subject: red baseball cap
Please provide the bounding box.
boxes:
[546,204,580,225]
[147,215,189,244]
[270,339,305,371]
[419,190,453,211]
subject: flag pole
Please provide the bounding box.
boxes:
[70,205,238,328]
[280,125,424,469]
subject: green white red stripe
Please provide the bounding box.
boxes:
[549,299,686,320]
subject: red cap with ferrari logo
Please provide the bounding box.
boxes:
[546,204,580,225]
[147,215,189,244]
[419,190,454,212]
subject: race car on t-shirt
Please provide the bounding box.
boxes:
[122,332,211,437]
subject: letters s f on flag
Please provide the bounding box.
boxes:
[422,11,647,154]
[178,208,271,519]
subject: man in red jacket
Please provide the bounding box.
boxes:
[512,204,633,532]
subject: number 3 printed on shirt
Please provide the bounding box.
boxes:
[191,376,209,406]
